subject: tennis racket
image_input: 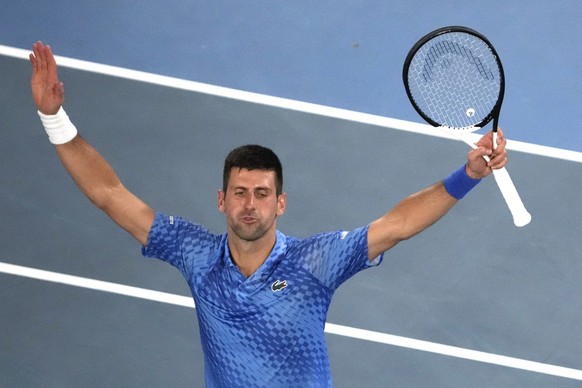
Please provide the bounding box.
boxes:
[403,26,531,227]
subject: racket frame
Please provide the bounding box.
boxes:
[403,25,505,133]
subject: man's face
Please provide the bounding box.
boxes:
[218,168,286,242]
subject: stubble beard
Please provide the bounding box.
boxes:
[231,214,275,242]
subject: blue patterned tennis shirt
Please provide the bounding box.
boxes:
[142,212,382,387]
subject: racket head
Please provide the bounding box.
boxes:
[403,26,505,132]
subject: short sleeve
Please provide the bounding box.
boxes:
[298,225,384,292]
[141,212,219,280]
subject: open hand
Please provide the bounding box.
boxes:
[30,41,63,115]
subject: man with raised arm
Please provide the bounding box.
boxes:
[30,41,507,387]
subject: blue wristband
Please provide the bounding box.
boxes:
[443,165,481,200]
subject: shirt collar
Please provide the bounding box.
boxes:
[222,230,287,282]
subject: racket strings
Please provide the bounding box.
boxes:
[422,40,494,82]
[407,32,502,130]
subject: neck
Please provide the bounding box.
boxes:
[228,233,276,277]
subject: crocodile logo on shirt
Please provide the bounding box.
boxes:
[271,279,288,292]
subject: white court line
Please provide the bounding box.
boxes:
[1,43,581,163]
[1,261,582,382]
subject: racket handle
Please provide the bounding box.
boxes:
[444,129,531,226]
[491,167,531,227]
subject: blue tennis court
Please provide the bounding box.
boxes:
[1,2,581,387]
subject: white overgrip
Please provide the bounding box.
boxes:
[492,167,532,227]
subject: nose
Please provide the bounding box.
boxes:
[244,193,256,209]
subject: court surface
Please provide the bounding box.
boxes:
[1,2,582,387]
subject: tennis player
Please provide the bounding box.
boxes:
[30,41,508,387]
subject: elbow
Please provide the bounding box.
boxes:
[382,214,425,246]
[89,183,122,212]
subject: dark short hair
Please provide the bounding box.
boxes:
[223,145,283,195]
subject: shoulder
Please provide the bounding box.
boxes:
[148,212,224,248]
[284,226,370,261]
[293,226,370,246]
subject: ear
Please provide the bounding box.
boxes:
[217,189,226,213]
[276,193,287,216]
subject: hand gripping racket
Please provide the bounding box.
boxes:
[403,26,531,227]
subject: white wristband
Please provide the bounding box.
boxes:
[38,107,78,144]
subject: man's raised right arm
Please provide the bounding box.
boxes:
[30,41,154,245]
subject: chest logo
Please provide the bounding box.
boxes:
[271,279,288,292]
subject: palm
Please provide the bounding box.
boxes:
[30,42,63,114]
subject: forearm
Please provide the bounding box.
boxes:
[39,106,124,211]
[55,134,123,210]
[384,182,456,242]
[368,182,456,259]
[368,165,480,259]
[54,134,154,244]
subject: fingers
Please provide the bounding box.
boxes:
[30,41,54,72]
[32,42,42,68]
[465,146,489,179]
[466,128,509,178]
[474,129,507,165]
[488,146,508,169]
[44,44,58,73]
[495,129,506,152]
[30,42,43,75]
[29,52,36,67]
[477,132,507,170]
[489,128,507,169]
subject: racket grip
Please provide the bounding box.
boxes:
[492,167,531,227]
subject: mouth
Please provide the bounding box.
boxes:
[241,215,258,224]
